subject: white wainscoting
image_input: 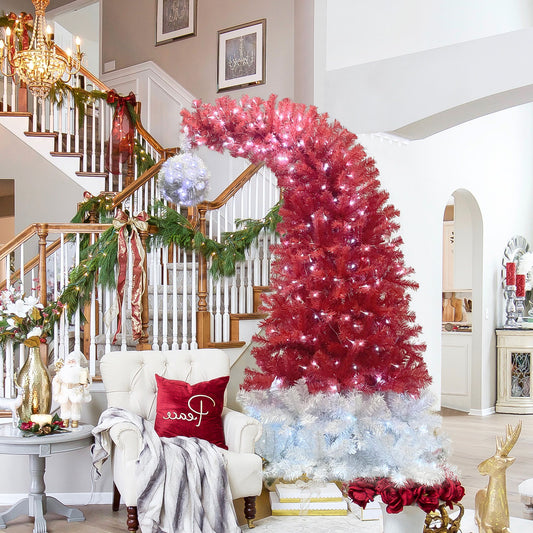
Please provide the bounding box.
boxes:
[102,61,194,149]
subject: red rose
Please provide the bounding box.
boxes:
[452,480,465,503]
[398,481,416,507]
[348,479,377,509]
[416,485,441,513]
[439,478,465,507]
[379,482,405,514]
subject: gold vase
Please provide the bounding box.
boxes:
[17,346,51,422]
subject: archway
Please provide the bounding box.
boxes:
[441,189,483,413]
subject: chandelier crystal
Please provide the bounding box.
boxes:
[0,0,83,100]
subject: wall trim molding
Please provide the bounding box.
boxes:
[102,61,195,106]
[469,406,496,417]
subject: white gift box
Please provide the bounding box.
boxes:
[348,498,382,521]
[270,491,348,516]
[275,482,344,503]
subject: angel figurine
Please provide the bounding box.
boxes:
[52,350,92,428]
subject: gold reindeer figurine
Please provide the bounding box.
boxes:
[475,421,522,533]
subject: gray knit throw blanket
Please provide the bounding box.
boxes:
[91,407,241,533]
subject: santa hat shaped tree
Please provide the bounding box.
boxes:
[181,95,461,509]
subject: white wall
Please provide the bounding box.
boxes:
[358,102,533,411]
[0,125,86,233]
[326,0,533,70]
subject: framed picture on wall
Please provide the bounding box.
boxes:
[156,0,197,45]
[217,19,266,92]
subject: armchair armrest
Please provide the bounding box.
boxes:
[109,421,143,462]
[222,407,262,453]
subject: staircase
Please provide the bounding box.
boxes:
[0,57,279,403]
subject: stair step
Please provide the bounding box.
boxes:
[50,151,83,158]
[76,171,108,178]
[25,131,58,139]
[207,341,246,348]
[231,313,267,320]
[0,111,32,119]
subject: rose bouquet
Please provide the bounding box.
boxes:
[348,476,465,514]
[0,286,60,347]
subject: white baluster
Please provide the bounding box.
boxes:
[161,244,169,351]
[151,246,159,350]
[214,210,222,343]
[104,286,112,354]
[222,204,230,342]
[190,251,198,349]
[181,248,189,350]
[172,245,179,350]
[246,181,254,312]
[52,252,59,366]
[230,198,238,314]
[20,243,24,293]
[239,189,246,313]
[99,100,105,173]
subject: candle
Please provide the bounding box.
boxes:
[506,262,516,286]
[30,414,52,426]
[516,274,526,297]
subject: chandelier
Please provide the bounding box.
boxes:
[0,0,83,100]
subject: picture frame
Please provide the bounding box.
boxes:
[217,19,266,92]
[156,0,197,45]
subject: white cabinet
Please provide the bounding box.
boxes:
[496,329,533,414]
[441,332,471,412]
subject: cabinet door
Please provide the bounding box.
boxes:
[442,222,454,291]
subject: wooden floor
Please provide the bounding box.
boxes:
[0,409,531,532]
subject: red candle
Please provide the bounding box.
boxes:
[516,274,526,297]
[506,262,516,286]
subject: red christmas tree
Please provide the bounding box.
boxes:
[182,95,431,396]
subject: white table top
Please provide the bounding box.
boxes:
[0,423,94,456]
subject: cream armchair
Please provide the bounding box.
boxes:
[99,349,263,531]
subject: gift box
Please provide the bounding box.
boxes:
[348,498,382,521]
[270,491,348,516]
[275,482,344,503]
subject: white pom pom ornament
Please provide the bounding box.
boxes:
[158,150,210,207]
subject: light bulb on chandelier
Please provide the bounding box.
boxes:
[0,0,84,100]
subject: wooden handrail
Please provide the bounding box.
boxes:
[197,162,265,211]
[112,159,164,209]
[0,223,111,262]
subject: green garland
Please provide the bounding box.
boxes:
[70,194,115,224]
[149,201,281,278]
[135,140,157,176]
[59,226,118,320]
[49,80,108,127]
[58,201,281,318]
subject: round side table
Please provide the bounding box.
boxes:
[0,423,94,533]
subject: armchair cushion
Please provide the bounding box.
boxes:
[154,374,229,449]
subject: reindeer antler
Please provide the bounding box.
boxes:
[496,421,522,457]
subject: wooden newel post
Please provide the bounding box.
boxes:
[196,206,211,348]
[136,226,151,350]
[37,224,49,366]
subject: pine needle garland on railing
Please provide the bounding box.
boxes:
[57,200,281,318]
[49,80,108,127]
[58,226,117,320]
[135,140,157,176]
[150,200,281,278]
[70,193,115,224]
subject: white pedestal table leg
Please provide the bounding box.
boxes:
[0,453,84,533]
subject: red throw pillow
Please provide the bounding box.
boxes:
[154,374,229,449]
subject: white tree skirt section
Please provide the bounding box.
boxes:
[245,508,533,532]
